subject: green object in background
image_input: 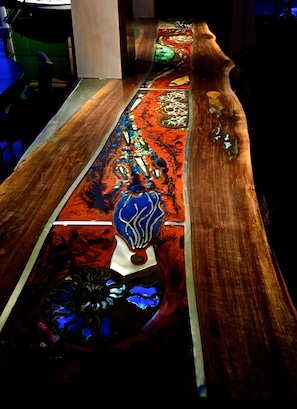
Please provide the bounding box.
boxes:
[11,32,70,87]
[4,6,73,93]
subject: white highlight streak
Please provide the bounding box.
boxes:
[53,221,113,226]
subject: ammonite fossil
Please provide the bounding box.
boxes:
[44,266,164,347]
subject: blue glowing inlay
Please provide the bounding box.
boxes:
[114,192,165,250]
[67,316,86,333]
[130,285,159,296]
[82,326,93,341]
[127,284,161,309]
[99,316,113,338]
[56,313,77,329]
[127,294,160,309]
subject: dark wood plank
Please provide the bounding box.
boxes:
[188,21,297,403]
[0,19,156,314]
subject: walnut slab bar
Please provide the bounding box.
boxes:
[0,19,156,314]
[0,19,297,404]
[188,22,297,403]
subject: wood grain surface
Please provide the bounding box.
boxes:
[187,21,297,403]
[0,19,156,314]
[1,18,297,404]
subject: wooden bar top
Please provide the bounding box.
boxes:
[0,19,297,404]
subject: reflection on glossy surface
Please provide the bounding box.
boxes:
[1,20,207,400]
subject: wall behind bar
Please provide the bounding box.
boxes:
[71,0,124,79]
[132,0,154,17]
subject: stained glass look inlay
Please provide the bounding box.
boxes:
[0,20,207,400]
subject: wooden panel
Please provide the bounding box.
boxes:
[188,21,297,403]
[132,0,155,18]
[0,19,156,318]
[71,0,135,79]
[230,0,256,61]
[119,0,136,76]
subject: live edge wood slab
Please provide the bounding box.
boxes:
[0,19,297,404]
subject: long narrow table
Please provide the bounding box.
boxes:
[0,19,297,404]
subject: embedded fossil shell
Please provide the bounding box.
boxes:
[169,75,190,86]
[206,90,221,99]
